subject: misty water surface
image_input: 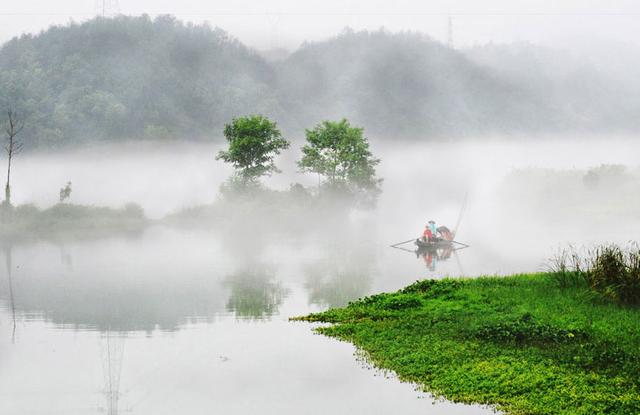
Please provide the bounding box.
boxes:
[1,137,638,414]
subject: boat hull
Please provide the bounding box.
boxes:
[414,239,454,250]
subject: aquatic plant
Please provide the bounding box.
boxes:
[295,274,640,415]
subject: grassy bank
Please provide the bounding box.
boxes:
[0,202,147,240]
[295,274,640,415]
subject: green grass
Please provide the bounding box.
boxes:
[294,274,640,415]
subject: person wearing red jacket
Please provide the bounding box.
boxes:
[423,225,433,242]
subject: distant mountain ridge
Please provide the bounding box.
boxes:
[0,16,638,148]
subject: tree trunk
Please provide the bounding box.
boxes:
[4,155,11,206]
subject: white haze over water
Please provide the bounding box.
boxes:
[1,136,639,414]
[8,135,640,275]
[1,2,639,413]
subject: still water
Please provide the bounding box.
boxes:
[0,228,497,415]
[1,138,638,414]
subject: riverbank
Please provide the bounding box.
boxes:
[295,273,640,415]
[0,202,148,241]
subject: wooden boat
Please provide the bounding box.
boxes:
[414,238,455,250]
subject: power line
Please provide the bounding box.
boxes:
[1,11,640,17]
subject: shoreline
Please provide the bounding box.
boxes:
[294,273,640,415]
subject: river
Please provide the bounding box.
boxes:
[1,137,638,414]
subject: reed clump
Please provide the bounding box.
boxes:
[551,243,640,305]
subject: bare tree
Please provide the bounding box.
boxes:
[4,110,24,207]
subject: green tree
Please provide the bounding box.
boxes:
[216,115,289,188]
[298,119,382,204]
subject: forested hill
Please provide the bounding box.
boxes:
[1,16,638,148]
[277,30,547,138]
[0,15,284,147]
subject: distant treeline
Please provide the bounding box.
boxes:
[1,15,640,147]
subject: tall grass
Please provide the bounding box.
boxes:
[550,243,640,305]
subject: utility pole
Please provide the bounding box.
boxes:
[447,16,454,48]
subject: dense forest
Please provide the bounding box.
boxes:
[1,15,639,147]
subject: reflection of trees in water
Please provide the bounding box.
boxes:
[8,280,228,332]
[224,265,287,319]
[304,245,375,309]
[0,244,228,332]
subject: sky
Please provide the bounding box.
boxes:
[1,0,640,50]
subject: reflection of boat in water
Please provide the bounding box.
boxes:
[390,225,468,273]
[414,239,457,272]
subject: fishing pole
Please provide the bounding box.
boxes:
[453,192,468,238]
[390,238,417,248]
[451,240,470,248]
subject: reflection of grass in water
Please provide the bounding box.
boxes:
[224,269,288,319]
[296,274,640,415]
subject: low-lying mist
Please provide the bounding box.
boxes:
[4,135,638,275]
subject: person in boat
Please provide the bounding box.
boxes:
[422,224,433,242]
[428,220,437,237]
[428,220,440,242]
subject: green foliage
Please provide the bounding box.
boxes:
[588,245,640,305]
[295,274,640,415]
[0,15,280,146]
[550,244,640,305]
[217,115,289,188]
[298,119,381,205]
[548,247,587,288]
[472,313,589,345]
[2,23,640,146]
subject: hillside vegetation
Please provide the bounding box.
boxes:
[2,16,640,147]
[0,15,282,147]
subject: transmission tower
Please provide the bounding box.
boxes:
[96,0,120,17]
[447,16,454,48]
[101,331,125,415]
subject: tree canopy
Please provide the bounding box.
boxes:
[299,119,381,204]
[217,115,289,187]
